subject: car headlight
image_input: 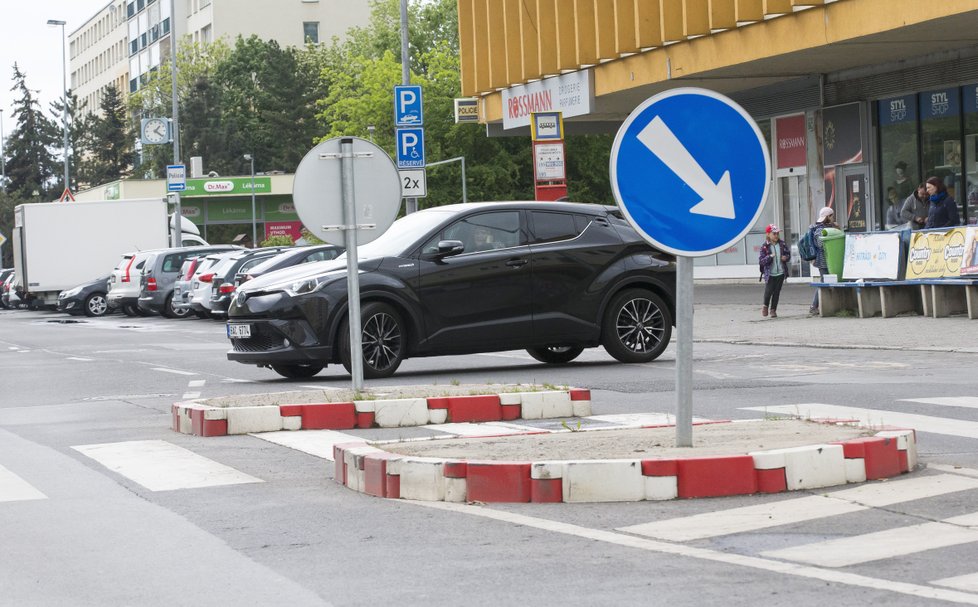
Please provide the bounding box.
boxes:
[283,270,347,296]
[62,287,82,297]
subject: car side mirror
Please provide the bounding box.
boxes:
[424,240,465,260]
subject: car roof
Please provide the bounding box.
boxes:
[429,201,614,216]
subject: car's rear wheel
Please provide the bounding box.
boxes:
[601,289,672,363]
[162,293,193,319]
[83,292,109,317]
[526,345,584,364]
[271,363,324,379]
[121,304,138,316]
[339,301,405,379]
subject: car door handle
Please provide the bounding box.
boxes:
[505,258,528,268]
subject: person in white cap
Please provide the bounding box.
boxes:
[759,224,790,318]
[808,206,839,315]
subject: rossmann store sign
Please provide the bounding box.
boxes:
[502,70,594,129]
[182,177,272,197]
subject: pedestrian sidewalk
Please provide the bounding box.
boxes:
[692,299,978,353]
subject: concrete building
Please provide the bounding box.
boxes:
[456,0,978,279]
[69,0,371,117]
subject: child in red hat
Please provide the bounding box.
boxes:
[759,224,790,318]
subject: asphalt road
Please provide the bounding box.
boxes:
[2,284,978,606]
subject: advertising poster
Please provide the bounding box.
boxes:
[843,232,901,280]
[906,228,968,278]
[265,221,304,243]
[962,226,978,275]
[845,174,867,232]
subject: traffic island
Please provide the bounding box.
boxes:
[332,420,918,503]
[171,384,592,437]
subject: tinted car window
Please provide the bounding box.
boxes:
[162,254,184,273]
[303,249,339,263]
[530,211,581,244]
[238,256,269,274]
[424,211,521,254]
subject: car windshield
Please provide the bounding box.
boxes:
[341,209,454,260]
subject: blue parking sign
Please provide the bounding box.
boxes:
[394,85,423,127]
[396,128,425,168]
[611,87,770,257]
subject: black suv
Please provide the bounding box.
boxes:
[226,202,676,379]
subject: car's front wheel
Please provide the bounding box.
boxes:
[83,292,109,317]
[271,363,324,379]
[339,301,405,379]
[526,345,584,364]
[601,289,672,363]
[162,293,193,319]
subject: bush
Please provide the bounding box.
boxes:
[260,235,294,248]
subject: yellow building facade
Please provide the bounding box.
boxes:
[457,0,978,277]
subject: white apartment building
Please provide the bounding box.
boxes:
[69,0,371,117]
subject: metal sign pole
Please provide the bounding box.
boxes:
[676,256,694,447]
[340,138,364,390]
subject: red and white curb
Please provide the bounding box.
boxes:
[171,389,593,437]
[331,426,918,503]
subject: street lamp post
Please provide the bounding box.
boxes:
[1,108,5,183]
[244,154,256,246]
[47,19,69,193]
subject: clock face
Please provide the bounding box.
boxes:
[143,118,169,144]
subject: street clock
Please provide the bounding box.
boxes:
[140,117,171,145]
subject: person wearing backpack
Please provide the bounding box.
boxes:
[759,224,790,318]
[808,206,838,315]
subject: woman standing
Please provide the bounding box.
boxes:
[924,176,960,228]
[759,224,790,318]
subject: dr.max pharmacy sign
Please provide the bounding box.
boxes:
[182,177,272,197]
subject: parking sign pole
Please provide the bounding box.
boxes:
[676,256,694,447]
[340,138,364,390]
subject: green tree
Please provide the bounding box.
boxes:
[4,64,58,198]
[78,85,134,187]
[48,91,91,192]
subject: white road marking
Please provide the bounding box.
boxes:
[150,367,198,376]
[221,378,255,383]
[299,385,346,391]
[187,380,206,388]
[761,512,978,567]
[0,464,47,502]
[427,422,532,437]
[72,440,262,491]
[182,392,201,400]
[934,573,978,593]
[252,430,362,460]
[411,500,978,606]
[929,464,978,479]
[741,403,978,439]
[586,413,714,427]
[92,349,148,354]
[618,474,978,542]
[66,357,93,362]
[901,397,978,410]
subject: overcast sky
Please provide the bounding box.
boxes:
[0,0,109,136]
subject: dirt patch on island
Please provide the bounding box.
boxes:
[380,419,873,461]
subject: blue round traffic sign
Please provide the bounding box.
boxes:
[610,88,771,257]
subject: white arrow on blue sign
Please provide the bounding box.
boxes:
[394,85,423,126]
[396,128,425,169]
[610,87,771,257]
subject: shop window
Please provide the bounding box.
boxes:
[878,94,919,226]
[920,87,962,207]
[962,84,978,225]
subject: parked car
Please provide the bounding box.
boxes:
[171,256,203,316]
[205,247,292,318]
[137,245,241,318]
[2,272,24,309]
[57,275,113,317]
[0,269,13,309]
[233,245,343,287]
[226,202,676,379]
[107,250,164,316]
[185,251,241,318]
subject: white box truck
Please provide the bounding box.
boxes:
[12,198,206,307]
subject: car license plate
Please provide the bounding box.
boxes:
[227,323,252,339]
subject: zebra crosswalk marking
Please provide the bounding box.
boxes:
[0,464,46,502]
[427,423,531,437]
[252,429,362,461]
[618,474,978,542]
[761,512,978,567]
[741,403,978,439]
[72,440,262,491]
[933,572,978,593]
[900,397,978,409]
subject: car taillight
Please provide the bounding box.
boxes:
[218,284,235,294]
[199,273,214,283]
[122,257,135,282]
[146,277,158,291]
[184,259,199,280]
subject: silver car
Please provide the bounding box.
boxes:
[137,245,240,318]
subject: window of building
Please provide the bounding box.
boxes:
[303,22,319,44]
[878,94,919,221]
[963,85,978,225]
[201,24,212,44]
[920,87,963,218]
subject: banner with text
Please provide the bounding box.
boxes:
[502,70,593,130]
[906,228,971,278]
[182,177,272,197]
[842,232,901,280]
